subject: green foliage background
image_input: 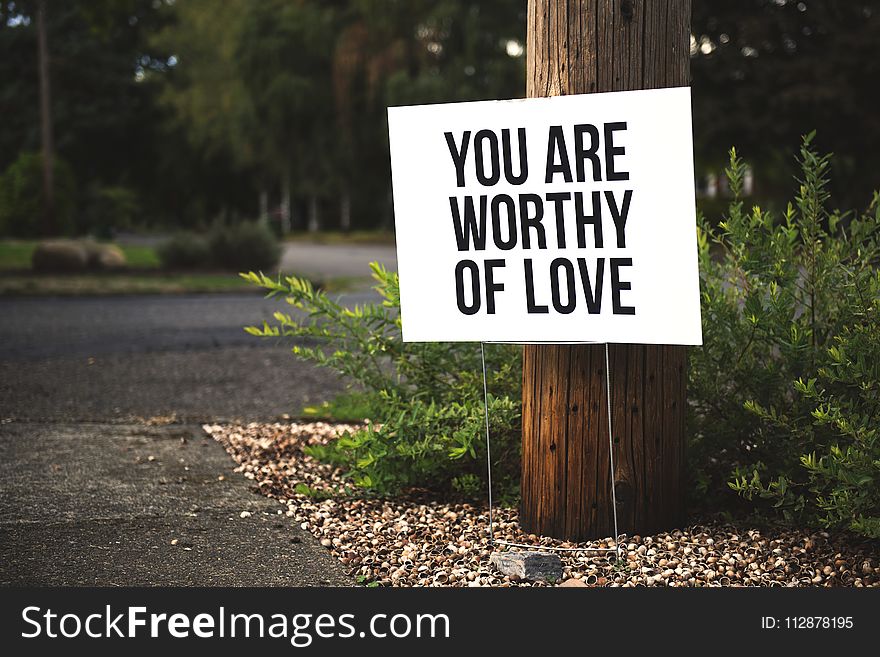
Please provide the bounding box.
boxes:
[0,152,76,236]
[691,136,880,537]
[5,1,880,234]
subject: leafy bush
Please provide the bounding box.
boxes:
[300,391,376,422]
[0,152,76,237]
[691,134,880,537]
[209,221,280,271]
[159,222,280,271]
[82,185,139,239]
[157,232,211,269]
[243,263,522,496]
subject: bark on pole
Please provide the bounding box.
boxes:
[521,0,691,541]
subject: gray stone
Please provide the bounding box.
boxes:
[490,550,563,582]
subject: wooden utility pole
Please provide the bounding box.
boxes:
[521,0,691,541]
[36,0,55,236]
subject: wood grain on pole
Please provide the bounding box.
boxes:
[521,0,691,540]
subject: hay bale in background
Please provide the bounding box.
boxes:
[83,242,127,269]
[31,241,89,272]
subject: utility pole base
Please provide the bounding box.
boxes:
[521,344,686,541]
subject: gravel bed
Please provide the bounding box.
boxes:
[205,421,879,587]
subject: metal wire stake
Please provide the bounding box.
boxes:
[605,342,622,562]
[480,342,494,545]
[481,342,625,558]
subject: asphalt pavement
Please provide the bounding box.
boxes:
[0,291,376,422]
[280,241,397,278]
[0,422,349,586]
[0,242,395,586]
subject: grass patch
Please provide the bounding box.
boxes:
[118,245,161,268]
[0,240,161,270]
[0,272,255,296]
[0,270,363,296]
[0,241,37,270]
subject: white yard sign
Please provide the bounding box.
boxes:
[387,87,702,345]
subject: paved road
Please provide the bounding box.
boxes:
[0,242,396,586]
[281,241,397,279]
[0,291,376,422]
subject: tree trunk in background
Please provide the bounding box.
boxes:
[36,0,54,236]
[340,191,351,232]
[280,176,291,233]
[307,195,319,232]
[259,189,268,225]
[520,0,690,541]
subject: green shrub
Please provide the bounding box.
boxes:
[300,391,376,422]
[0,152,76,237]
[691,134,880,537]
[209,221,280,272]
[157,232,211,269]
[243,263,522,496]
[82,185,139,239]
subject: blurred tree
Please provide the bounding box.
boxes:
[149,0,261,227]
[236,0,336,233]
[0,0,178,232]
[35,0,53,235]
[151,0,525,232]
[332,0,526,229]
[3,0,878,234]
[692,0,880,206]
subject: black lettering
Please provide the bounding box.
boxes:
[574,124,601,182]
[604,122,629,181]
[445,131,470,187]
[455,260,481,315]
[545,192,571,248]
[550,258,577,314]
[490,195,517,250]
[544,125,573,183]
[474,129,501,186]
[610,257,635,315]
[577,257,604,314]
[523,259,548,313]
[605,189,632,248]
[518,194,546,249]
[449,196,487,251]
[502,128,529,185]
[575,191,603,248]
[484,259,506,313]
